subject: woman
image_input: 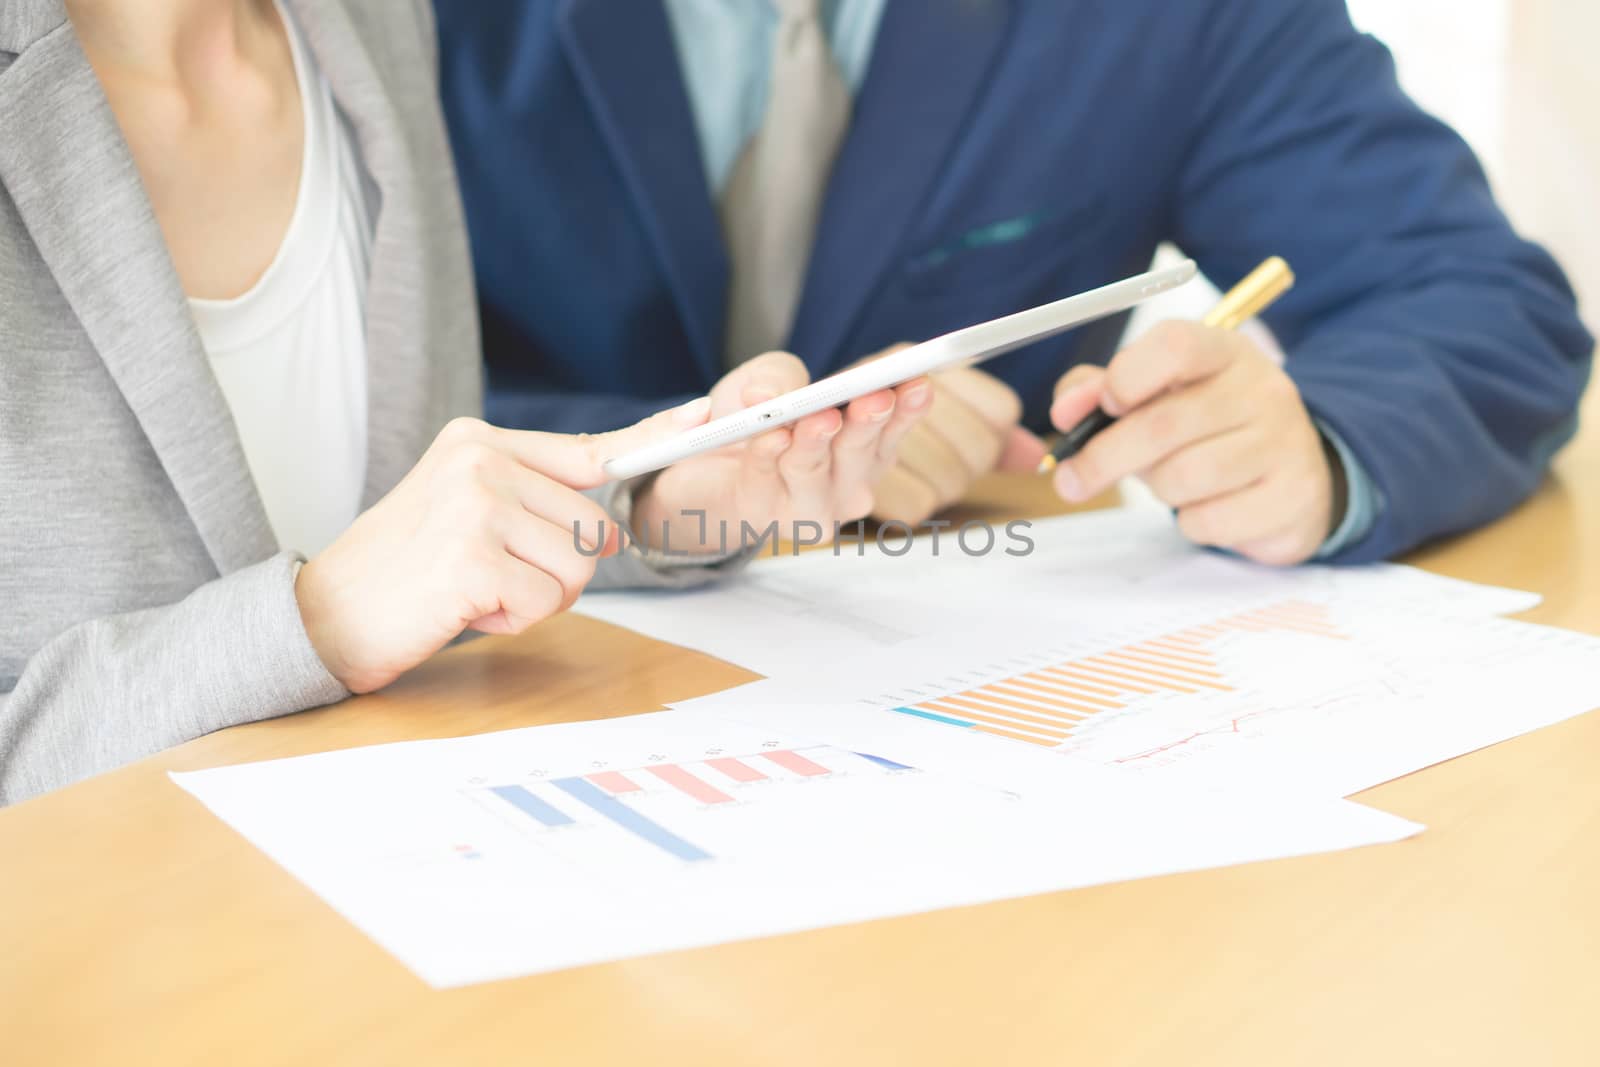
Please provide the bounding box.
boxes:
[0,0,928,803]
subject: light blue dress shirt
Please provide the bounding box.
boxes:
[1318,424,1382,557]
[662,0,888,193]
[660,0,1378,555]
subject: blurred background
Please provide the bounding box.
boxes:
[1348,0,1598,326]
[1138,0,1598,335]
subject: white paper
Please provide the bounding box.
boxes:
[573,509,1187,675]
[577,508,1540,677]
[173,710,1419,987]
[687,580,1600,801]
[172,509,1576,988]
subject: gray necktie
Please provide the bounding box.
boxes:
[721,0,851,367]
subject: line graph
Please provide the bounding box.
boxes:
[1112,711,1272,764]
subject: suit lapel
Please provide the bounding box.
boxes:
[557,0,729,383]
[790,0,1014,368]
[0,22,276,574]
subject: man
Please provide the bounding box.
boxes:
[434,0,1593,565]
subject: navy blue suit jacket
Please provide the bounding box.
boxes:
[435,0,1592,562]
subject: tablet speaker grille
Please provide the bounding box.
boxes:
[687,422,754,450]
[806,383,855,410]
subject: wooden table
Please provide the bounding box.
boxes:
[5,416,1599,1067]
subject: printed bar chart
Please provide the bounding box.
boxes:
[585,771,642,794]
[706,757,767,782]
[763,750,830,777]
[892,600,1346,748]
[646,764,735,804]
[855,752,915,772]
[482,748,909,865]
[550,777,713,862]
[489,785,575,828]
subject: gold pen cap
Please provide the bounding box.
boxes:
[1202,256,1295,331]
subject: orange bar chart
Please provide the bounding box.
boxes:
[891,600,1347,748]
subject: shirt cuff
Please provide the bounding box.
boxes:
[596,478,750,576]
[1313,419,1384,559]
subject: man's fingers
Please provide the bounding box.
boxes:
[925,379,1007,476]
[1174,474,1320,563]
[1056,379,1250,501]
[1050,365,1106,431]
[1103,321,1237,415]
[871,463,940,525]
[1140,427,1269,509]
[939,366,1023,431]
[895,419,970,506]
[1053,363,1105,401]
[1234,528,1324,568]
[996,425,1049,473]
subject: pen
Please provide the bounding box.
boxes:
[1037,256,1296,474]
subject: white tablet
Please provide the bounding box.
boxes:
[601,259,1198,481]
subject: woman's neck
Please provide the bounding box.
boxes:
[65,0,307,301]
[64,0,280,89]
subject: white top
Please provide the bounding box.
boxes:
[190,0,375,557]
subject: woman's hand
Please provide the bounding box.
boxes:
[630,353,932,555]
[295,401,710,692]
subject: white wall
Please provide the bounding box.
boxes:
[1501,1,1600,326]
[1132,1,1596,335]
[1345,0,1511,183]
[1348,0,1597,324]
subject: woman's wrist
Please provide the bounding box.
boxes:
[625,480,727,558]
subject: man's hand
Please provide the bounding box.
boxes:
[866,346,1047,525]
[632,352,932,553]
[1048,322,1340,566]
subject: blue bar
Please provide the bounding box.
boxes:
[490,785,575,828]
[551,777,713,863]
[855,751,916,772]
[892,706,976,729]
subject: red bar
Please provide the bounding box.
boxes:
[763,749,831,777]
[646,764,734,804]
[587,770,643,794]
[706,757,767,783]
